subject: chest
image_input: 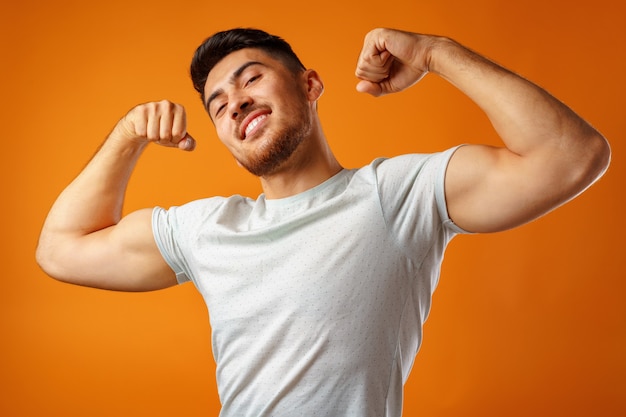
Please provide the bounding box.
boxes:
[188,191,413,335]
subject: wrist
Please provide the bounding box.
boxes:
[106,120,150,152]
[102,129,149,160]
[426,36,464,77]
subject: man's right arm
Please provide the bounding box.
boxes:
[36,100,195,291]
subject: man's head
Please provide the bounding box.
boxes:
[190,28,325,178]
[190,28,306,103]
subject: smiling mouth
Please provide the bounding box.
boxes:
[243,114,269,139]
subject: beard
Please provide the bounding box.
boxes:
[236,102,312,178]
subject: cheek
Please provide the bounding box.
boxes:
[215,123,232,143]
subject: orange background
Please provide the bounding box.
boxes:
[2,0,624,416]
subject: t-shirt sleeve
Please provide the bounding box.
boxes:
[373,146,470,259]
[152,206,191,284]
[431,146,469,234]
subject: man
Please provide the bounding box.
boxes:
[36,28,610,416]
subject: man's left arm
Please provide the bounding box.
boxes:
[355,28,611,233]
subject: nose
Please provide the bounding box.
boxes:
[229,93,252,120]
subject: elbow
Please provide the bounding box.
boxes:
[35,241,59,280]
[564,131,611,197]
[583,131,611,185]
[35,239,69,283]
[596,133,611,177]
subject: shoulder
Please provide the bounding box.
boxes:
[364,147,462,187]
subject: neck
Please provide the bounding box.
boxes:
[259,123,342,200]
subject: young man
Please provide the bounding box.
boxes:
[36,28,610,416]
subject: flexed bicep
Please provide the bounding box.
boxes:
[39,208,177,291]
[443,143,604,233]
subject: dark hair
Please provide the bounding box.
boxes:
[190,28,306,101]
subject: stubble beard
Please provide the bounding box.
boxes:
[237,106,312,178]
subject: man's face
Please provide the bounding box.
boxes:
[203,48,313,177]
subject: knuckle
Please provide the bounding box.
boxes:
[145,101,158,112]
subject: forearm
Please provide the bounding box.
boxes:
[428,37,605,158]
[37,133,148,268]
[45,135,145,235]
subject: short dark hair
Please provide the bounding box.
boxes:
[190,28,306,101]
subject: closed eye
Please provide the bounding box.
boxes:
[213,103,226,118]
[246,74,261,86]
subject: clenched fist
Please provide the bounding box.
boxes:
[355,28,436,97]
[114,100,196,151]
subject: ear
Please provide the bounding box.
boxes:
[303,69,324,102]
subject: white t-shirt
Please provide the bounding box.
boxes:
[152,148,466,417]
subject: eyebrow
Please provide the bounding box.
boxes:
[205,61,267,115]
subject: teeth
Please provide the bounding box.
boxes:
[245,114,268,137]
